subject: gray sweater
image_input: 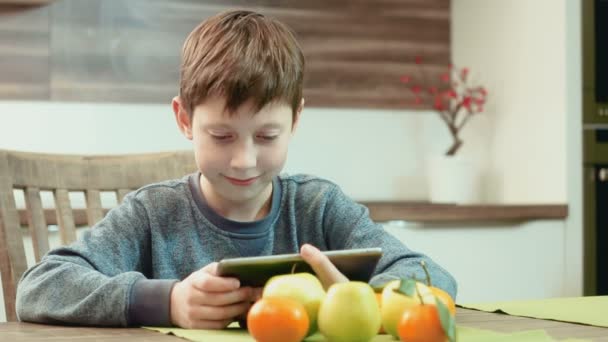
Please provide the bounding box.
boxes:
[16,173,457,327]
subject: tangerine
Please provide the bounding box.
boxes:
[247,297,309,342]
[431,287,456,316]
[397,304,446,342]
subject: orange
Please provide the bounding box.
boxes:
[397,304,446,342]
[247,297,309,342]
[431,287,456,316]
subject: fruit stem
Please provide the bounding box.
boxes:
[415,285,425,304]
[420,261,432,286]
[291,263,297,274]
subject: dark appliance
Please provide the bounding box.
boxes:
[582,0,608,295]
[583,130,608,295]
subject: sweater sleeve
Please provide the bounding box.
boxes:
[322,186,458,300]
[15,192,177,327]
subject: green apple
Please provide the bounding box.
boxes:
[317,281,381,342]
[380,279,435,339]
[262,272,325,336]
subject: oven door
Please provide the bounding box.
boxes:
[596,166,608,295]
[583,128,608,295]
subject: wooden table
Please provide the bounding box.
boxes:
[1,308,607,341]
[456,308,608,340]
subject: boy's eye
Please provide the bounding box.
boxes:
[256,135,278,141]
[211,134,233,141]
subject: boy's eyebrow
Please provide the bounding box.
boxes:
[203,123,232,130]
[203,123,284,130]
[259,123,283,129]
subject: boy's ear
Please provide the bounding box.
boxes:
[291,98,305,134]
[172,96,193,140]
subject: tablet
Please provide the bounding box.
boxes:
[216,247,383,287]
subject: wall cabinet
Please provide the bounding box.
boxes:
[0,0,450,109]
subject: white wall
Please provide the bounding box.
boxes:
[452,0,568,204]
[384,220,566,303]
[452,0,582,297]
[0,103,188,154]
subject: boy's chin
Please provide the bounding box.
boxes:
[221,182,271,200]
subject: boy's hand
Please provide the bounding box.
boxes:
[169,262,262,329]
[300,244,348,290]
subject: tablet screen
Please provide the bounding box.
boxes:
[216,248,382,287]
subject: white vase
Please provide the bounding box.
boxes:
[428,155,480,204]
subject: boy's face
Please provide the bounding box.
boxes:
[174,96,300,206]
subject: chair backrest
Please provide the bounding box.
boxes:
[0,149,196,321]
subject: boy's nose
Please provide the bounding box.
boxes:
[230,142,257,169]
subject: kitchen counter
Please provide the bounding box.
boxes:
[360,202,568,222]
[18,203,568,226]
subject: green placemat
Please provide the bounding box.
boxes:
[457,326,588,342]
[460,296,608,328]
[145,325,581,342]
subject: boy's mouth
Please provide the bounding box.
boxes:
[224,175,259,186]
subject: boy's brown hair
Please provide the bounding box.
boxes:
[179,10,305,119]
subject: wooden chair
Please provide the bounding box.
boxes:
[0,149,196,321]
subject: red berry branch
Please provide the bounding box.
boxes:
[401,57,488,156]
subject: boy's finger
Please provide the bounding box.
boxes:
[191,267,240,292]
[200,287,253,306]
[189,301,251,322]
[300,244,348,290]
[201,262,219,275]
[252,287,263,301]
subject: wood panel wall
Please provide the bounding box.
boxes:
[0,0,450,110]
[0,4,49,99]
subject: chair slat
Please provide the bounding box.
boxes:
[54,189,77,244]
[25,187,50,262]
[85,190,104,227]
[0,185,28,322]
[0,219,18,322]
[117,189,131,203]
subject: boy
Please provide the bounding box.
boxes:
[16,10,457,329]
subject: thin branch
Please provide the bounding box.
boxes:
[438,109,452,126]
[450,102,463,124]
[456,111,475,132]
